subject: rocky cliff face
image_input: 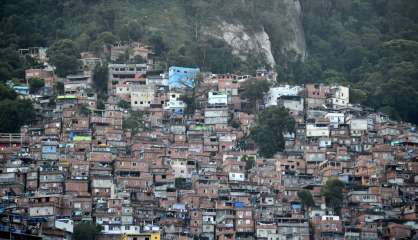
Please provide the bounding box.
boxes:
[205,0,306,68]
[281,0,306,59]
[206,22,277,68]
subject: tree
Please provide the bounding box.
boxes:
[250,106,295,158]
[242,155,256,171]
[92,64,108,97]
[0,99,35,132]
[349,88,367,104]
[178,73,209,114]
[74,33,91,52]
[73,222,102,240]
[298,190,315,210]
[148,35,168,57]
[55,82,64,95]
[90,31,118,58]
[321,178,345,215]
[119,20,143,41]
[123,110,145,135]
[47,39,80,77]
[230,119,241,129]
[240,78,271,113]
[0,84,17,100]
[0,47,25,82]
[28,77,44,94]
[117,99,131,110]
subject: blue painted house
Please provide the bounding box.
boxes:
[168,66,200,89]
[13,85,30,95]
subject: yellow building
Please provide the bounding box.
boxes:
[120,232,160,240]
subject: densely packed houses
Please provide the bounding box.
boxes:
[1,45,417,240]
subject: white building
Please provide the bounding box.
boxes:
[171,159,191,178]
[101,225,142,235]
[229,172,245,181]
[327,86,349,109]
[325,112,345,128]
[29,206,54,216]
[350,118,368,137]
[256,223,279,240]
[278,96,304,113]
[321,215,340,221]
[319,138,332,148]
[130,85,155,109]
[146,73,168,86]
[265,85,303,107]
[164,99,187,114]
[208,91,228,106]
[306,124,330,138]
[115,83,132,96]
[55,219,73,233]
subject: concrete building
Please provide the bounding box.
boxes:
[130,85,155,109]
[265,85,303,107]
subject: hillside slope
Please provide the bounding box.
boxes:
[0,0,417,123]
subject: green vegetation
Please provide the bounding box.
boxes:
[117,99,131,110]
[54,82,64,95]
[242,155,256,171]
[290,1,418,123]
[298,190,315,210]
[47,39,80,77]
[240,78,271,113]
[0,84,17,100]
[250,106,295,158]
[0,48,25,82]
[123,110,146,135]
[0,0,417,122]
[230,119,241,129]
[0,84,35,132]
[321,178,345,215]
[28,77,44,93]
[179,73,206,114]
[73,222,103,240]
[92,65,108,94]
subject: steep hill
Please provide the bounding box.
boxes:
[0,0,417,123]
